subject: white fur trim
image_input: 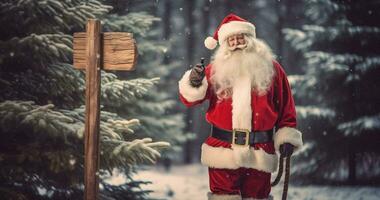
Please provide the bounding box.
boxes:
[208,192,241,200]
[232,76,252,131]
[201,143,278,173]
[205,36,218,50]
[274,127,303,152]
[218,21,256,43]
[178,70,208,102]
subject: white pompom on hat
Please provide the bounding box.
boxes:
[204,13,256,50]
[204,36,218,50]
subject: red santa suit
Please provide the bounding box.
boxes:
[178,14,303,200]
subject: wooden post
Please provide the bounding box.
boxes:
[84,19,101,200]
[73,18,137,200]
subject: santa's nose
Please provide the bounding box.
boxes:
[228,35,246,47]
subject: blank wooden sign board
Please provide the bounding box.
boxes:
[73,19,137,200]
[74,32,137,70]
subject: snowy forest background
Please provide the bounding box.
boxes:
[0,0,379,199]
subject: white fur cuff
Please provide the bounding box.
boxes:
[178,70,208,102]
[273,127,303,152]
[201,143,278,173]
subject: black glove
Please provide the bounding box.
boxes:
[189,64,205,87]
[279,143,294,157]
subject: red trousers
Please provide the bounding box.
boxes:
[209,167,271,199]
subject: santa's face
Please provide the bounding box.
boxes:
[227,33,247,51]
[210,35,275,99]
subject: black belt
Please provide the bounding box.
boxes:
[211,125,274,145]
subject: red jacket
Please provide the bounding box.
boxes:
[178,60,302,173]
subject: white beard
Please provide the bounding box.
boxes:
[210,37,275,99]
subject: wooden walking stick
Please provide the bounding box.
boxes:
[271,154,291,200]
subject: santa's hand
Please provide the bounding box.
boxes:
[279,143,294,157]
[189,64,205,87]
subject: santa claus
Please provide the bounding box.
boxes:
[178,14,303,200]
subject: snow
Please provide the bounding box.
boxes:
[296,106,335,119]
[287,75,304,86]
[283,28,311,51]
[338,114,380,136]
[118,164,380,200]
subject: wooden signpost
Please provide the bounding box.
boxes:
[73,19,138,200]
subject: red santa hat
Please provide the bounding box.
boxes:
[204,13,256,50]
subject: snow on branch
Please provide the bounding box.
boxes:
[0,100,80,142]
[338,114,380,136]
[304,51,380,82]
[283,28,312,51]
[0,100,170,171]
[287,75,305,86]
[0,63,84,105]
[356,56,380,73]
[135,99,175,114]
[284,25,380,52]
[305,0,346,24]
[61,105,141,139]
[0,0,112,30]
[303,25,380,41]
[287,74,317,98]
[305,51,351,73]
[296,106,336,119]
[105,138,170,170]
[103,12,160,36]
[102,77,160,108]
[1,34,73,64]
[0,100,142,142]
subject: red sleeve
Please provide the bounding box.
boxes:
[274,61,297,129]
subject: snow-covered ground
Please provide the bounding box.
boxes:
[108,164,380,200]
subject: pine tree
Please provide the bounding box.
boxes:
[284,0,380,184]
[0,0,173,199]
[102,0,188,163]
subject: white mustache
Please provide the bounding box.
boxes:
[228,43,248,51]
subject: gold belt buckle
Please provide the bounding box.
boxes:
[232,128,250,146]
